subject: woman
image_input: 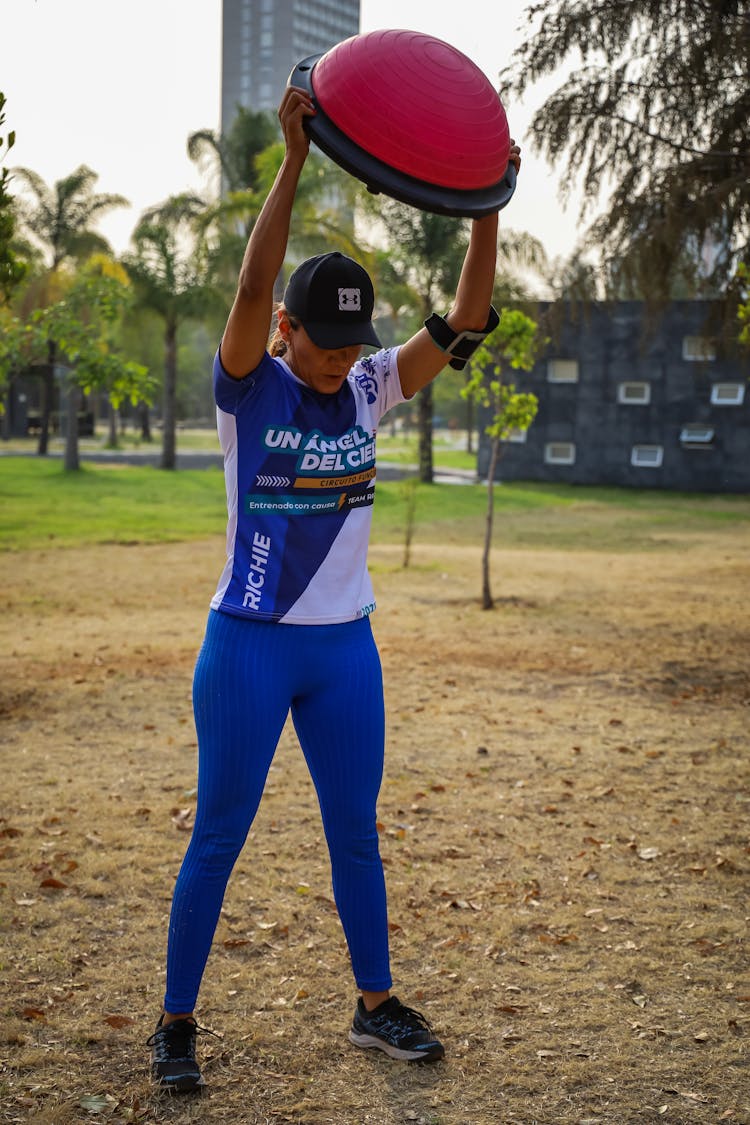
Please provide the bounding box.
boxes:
[148,85,520,1091]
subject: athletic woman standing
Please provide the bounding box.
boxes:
[148,85,520,1091]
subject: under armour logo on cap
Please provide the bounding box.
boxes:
[338,287,361,311]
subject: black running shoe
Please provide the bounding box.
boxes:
[349,996,445,1062]
[147,1016,212,1092]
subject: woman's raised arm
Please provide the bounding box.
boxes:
[219,87,315,379]
[395,142,521,399]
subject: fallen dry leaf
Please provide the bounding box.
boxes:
[79,1093,117,1113]
[104,1014,135,1029]
[20,1007,47,1022]
[170,807,193,831]
[664,1088,709,1103]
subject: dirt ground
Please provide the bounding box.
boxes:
[1,529,749,1124]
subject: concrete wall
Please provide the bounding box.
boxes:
[478,301,750,493]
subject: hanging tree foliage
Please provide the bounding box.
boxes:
[737,263,750,353]
[0,92,26,302]
[501,0,749,301]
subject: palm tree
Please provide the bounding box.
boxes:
[377,207,471,483]
[191,108,361,312]
[123,194,222,469]
[188,105,278,205]
[364,194,548,475]
[12,164,127,456]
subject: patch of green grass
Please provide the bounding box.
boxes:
[434,448,477,471]
[376,432,477,473]
[376,477,750,550]
[1,457,747,552]
[0,458,228,549]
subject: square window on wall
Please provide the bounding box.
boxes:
[618,381,651,405]
[711,383,745,405]
[544,442,576,465]
[680,424,715,447]
[631,445,663,468]
[682,336,716,361]
[547,359,579,383]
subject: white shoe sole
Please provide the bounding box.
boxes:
[349,1029,444,1062]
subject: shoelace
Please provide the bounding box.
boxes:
[371,1002,435,1041]
[146,1019,219,1061]
[392,1003,433,1029]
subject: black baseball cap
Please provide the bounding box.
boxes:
[283,252,382,349]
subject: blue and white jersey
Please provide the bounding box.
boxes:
[210,346,406,624]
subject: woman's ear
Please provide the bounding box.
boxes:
[277,308,293,342]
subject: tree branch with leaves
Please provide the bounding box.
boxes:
[30,256,152,470]
[501,0,749,303]
[736,262,750,354]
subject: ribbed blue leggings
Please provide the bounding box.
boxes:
[164,609,392,1013]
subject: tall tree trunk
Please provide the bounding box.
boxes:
[464,379,475,455]
[63,382,81,471]
[160,321,177,470]
[107,399,118,448]
[1,379,12,441]
[139,400,152,442]
[37,341,56,455]
[417,382,434,484]
[481,437,501,610]
[400,474,418,569]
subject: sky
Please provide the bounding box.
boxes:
[3,0,582,265]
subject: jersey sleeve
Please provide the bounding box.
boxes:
[213,348,276,414]
[350,346,407,425]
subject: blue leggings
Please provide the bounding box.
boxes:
[164,609,392,1013]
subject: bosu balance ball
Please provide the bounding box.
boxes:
[288,29,516,218]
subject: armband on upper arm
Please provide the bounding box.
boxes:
[423,306,500,370]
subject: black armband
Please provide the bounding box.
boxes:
[424,306,500,370]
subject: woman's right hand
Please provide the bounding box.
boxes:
[279,86,316,162]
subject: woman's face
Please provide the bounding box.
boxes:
[278,311,362,395]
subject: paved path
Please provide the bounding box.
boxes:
[1,447,477,484]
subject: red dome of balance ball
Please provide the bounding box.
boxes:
[311,29,511,191]
[288,29,517,217]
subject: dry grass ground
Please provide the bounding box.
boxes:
[1,529,749,1124]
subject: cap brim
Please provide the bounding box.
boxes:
[303,320,382,350]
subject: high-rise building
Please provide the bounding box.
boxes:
[221,0,361,134]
